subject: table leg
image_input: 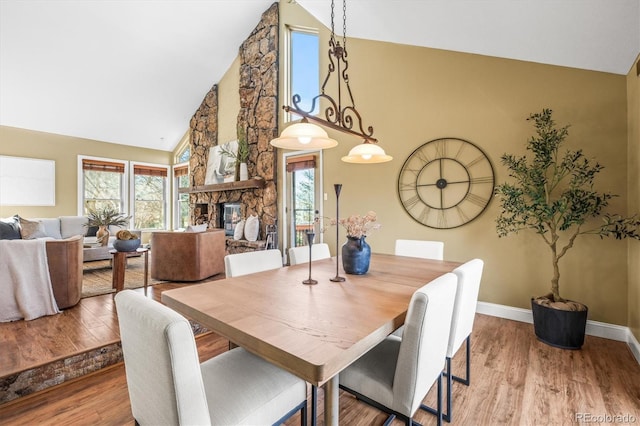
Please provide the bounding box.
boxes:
[143,250,149,295]
[324,376,339,426]
[112,252,126,293]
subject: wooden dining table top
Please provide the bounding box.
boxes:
[161,253,462,387]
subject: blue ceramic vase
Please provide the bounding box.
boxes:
[342,236,371,275]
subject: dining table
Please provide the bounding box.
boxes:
[161,252,461,426]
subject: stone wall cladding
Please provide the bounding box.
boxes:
[188,2,279,241]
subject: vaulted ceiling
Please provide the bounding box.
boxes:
[1,0,638,152]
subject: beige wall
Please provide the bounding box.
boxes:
[280,1,631,325]
[218,55,241,145]
[628,56,640,341]
[172,56,240,161]
[0,125,172,219]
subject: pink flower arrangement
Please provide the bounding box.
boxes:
[336,211,381,239]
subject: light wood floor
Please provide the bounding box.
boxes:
[1,308,638,425]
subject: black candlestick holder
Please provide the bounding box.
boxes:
[330,183,345,282]
[302,231,318,285]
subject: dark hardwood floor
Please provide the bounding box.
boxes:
[1,285,639,425]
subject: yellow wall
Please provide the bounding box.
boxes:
[0,125,172,219]
[218,55,241,145]
[628,55,640,341]
[280,1,631,325]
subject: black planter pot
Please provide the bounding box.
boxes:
[531,298,588,350]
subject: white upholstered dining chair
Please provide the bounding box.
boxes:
[394,258,484,423]
[394,239,444,260]
[288,243,331,265]
[392,239,445,339]
[339,273,458,426]
[115,290,307,426]
[435,258,484,422]
[224,249,283,278]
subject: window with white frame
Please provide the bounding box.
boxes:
[173,163,190,230]
[286,27,320,121]
[79,157,127,215]
[177,145,190,163]
[131,163,169,230]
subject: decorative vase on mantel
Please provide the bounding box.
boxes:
[239,162,248,181]
[96,226,110,247]
[342,236,371,275]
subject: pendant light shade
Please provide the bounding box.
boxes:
[270,118,338,150]
[341,142,393,164]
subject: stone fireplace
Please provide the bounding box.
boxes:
[186,3,279,254]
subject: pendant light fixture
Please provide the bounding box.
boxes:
[272,0,392,163]
[270,117,338,149]
[341,141,393,163]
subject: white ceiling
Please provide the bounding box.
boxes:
[1,0,638,152]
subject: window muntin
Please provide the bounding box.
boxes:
[173,163,190,230]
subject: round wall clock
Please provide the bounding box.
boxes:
[397,137,495,229]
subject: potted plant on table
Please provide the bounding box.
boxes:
[494,109,640,349]
[86,206,131,247]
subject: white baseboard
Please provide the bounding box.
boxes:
[476,301,534,324]
[628,330,640,365]
[476,301,639,365]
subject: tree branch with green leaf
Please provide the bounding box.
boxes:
[494,109,640,302]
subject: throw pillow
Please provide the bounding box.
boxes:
[233,219,245,240]
[185,224,208,233]
[85,225,98,237]
[19,216,48,239]
[0,215,21,240]
[244,214,259,242]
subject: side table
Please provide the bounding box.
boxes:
[110,248,149,295]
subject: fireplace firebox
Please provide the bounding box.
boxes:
[220,203,242,236]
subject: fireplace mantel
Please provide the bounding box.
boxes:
[179,178,265,194]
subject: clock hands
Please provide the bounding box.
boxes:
[416,179,468,188]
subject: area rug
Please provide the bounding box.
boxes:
[82,256,166,298]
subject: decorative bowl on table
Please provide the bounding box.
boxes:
[113,238,141,252]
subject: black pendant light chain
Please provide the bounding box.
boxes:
[342,0,347,51]
[330,0,336,44]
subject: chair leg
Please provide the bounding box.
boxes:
[452,335,471,386]
[300,399,307,426]
[341,384,422,426]
[273,400,307,426]
[437,372,444,426]
[445,356,456,422]
[418,372,443,425]
[383,414,396,426]
[311,385,317,426]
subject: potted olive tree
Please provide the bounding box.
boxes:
[494,109,640,349]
